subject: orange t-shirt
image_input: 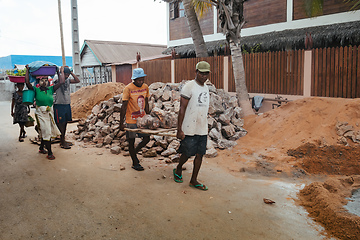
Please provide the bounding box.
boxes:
[122,82,150,124]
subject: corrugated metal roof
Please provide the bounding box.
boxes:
[108,54,172,66]
[81,40,168,64]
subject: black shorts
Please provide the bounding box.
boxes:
[54,104,72,124]
[178,135,207,157]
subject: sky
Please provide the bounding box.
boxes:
[0,0,167,57]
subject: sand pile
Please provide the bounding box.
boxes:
[299,176,360,239]
[225,97,360,167]
[70,82,125,119]
[225,97,360,240]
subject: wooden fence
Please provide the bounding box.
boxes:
[81,66,111,86]
[240,50,304,95]
[138,46,359,98]
[173,56,224,88]
[312,46,360,98]
[139,60,171,85]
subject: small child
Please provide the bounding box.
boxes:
[11,83,30,142]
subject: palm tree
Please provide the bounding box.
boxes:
[199,0,254,116]
[216,0,254,116]
[183,0,209,57]
[163,0,209,57]
[163,0,254,116]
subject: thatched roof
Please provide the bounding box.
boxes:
[164,21,360,57]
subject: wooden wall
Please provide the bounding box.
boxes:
[139,60,172,85]
[174,56,224,89]
[228,50,304,95]
[81,66,111,87]
[169,8,214,41]
[293,0,352,20]
[116,64,132,85]
[81,46,101,67]
[244,0,287,28]
[312,46,360,98]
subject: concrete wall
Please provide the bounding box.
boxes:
[0,80,15,101]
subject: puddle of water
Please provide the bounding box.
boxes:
[344,189,360,217]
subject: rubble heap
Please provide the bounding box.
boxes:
[73,81,247,161]
[336,121,360,145]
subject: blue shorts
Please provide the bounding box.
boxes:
[54,104,72,124]
[178,135,207,157]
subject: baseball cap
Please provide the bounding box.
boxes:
[196,61,211,72]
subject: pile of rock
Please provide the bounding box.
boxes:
[73,81,247,161]
[336,121,360,145]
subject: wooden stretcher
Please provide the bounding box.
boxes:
[124,127,177,137]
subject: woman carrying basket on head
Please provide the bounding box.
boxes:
[11,82,30,142]
[25,65,65,160]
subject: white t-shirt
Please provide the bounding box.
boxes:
[180,80,209,136]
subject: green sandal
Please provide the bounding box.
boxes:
[173,168,183,183]
[189,183,208,191]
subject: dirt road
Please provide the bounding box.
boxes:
[0,101,330,239]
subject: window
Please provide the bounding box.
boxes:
[169,1,185,20]
[179,1,185,18]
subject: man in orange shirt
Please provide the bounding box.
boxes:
[120,68,150,171]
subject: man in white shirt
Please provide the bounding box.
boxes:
[173,61,210,191]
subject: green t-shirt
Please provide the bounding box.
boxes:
[34,86,54,107]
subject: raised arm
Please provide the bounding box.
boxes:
[25,65,34,90]
[53,66,65,91]
[69,71,80,84]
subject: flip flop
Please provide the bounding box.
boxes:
[47,155,55,160]
[173,168,183,183]
[132,165,144,171]
[189,183,208,191]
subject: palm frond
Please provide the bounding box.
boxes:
[344,0,360,10]
[304,0,323,17]
[192,0,213,17]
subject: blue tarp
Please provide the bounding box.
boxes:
[28,61,58,83]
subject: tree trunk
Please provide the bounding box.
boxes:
[183,0,209,57]
[229,40,254,116]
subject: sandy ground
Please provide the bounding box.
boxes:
[0,100,330,240]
